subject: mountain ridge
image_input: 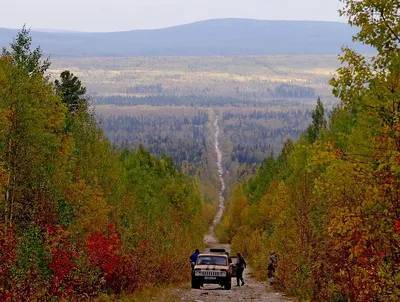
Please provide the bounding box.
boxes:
[0,18,371,57]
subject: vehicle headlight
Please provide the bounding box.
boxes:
[220,271,227,277]
[195,270,201,276]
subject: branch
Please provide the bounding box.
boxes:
[380,9,400,44]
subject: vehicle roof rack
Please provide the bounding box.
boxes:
[210,248,226,253]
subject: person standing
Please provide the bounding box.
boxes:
[189,249,200,263]
[189,249,200,272]
[267,251,277,285]
[235,252,246,286]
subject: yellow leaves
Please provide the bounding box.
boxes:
[203,202,217,225]
[66,179,109,236]
[394,123,400,133]
[240,206,249,223]
[0,109,9,148]
[45,98,67,131]
[327,140,336,149]
[310,140,345,168]
[258,181,287,225]
[312,149,331,166]
[57,134,75,161]
[339,269,346,277]
[0,163,7,198]
[66,178,87,204]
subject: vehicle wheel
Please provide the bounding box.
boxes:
[191,278,200,289]
[224,280,231,290]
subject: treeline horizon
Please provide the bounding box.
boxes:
[91,94,317,108]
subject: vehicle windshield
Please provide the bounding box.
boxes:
[197,255,227,266]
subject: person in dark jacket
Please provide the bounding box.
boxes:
[189,249,200,263]
[235,252,247,286]
[268,251,277,285]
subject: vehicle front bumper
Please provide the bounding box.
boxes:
[192,275,230,285]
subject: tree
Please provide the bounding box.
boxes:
[0,58,66,228]
[339,0,400,59]
[305,98,326,144]
[0,31,209,299]
[1,25,50,77]
[54,70,87,113]
[220,2,400,300]
[326,1,400,299]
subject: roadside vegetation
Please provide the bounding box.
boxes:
[217,1,400,301]
[0,28,208,300]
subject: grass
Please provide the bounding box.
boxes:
[94,284,188,302]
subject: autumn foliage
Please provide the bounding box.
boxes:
[0,29,207,299]
[217,1,400,301]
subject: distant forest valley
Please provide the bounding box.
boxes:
[48,55,339,199]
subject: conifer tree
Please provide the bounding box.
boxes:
[305,97,326,144]
[55,70,87,113]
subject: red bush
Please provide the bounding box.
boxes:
[86,223,121,274]
[393,220,400,235]
[46,225,76,297]
[86,223,124,293]
[0,225,16,302]
[50,250,73,280]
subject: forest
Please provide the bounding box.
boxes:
[100,109,211,175]
[219,108,312,164]
[48,55,339,106]
[217,1,400,301]
[0,29,214,299]
[92,95,315,107]
[1,0,399,300]
[95,104,314,197]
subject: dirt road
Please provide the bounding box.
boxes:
[175,258,289,302]
[175,230,289,302]
[172,115,289,302]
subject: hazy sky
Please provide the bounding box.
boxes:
[1,0,345,32]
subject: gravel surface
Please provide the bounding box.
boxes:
[175,267,289,302]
